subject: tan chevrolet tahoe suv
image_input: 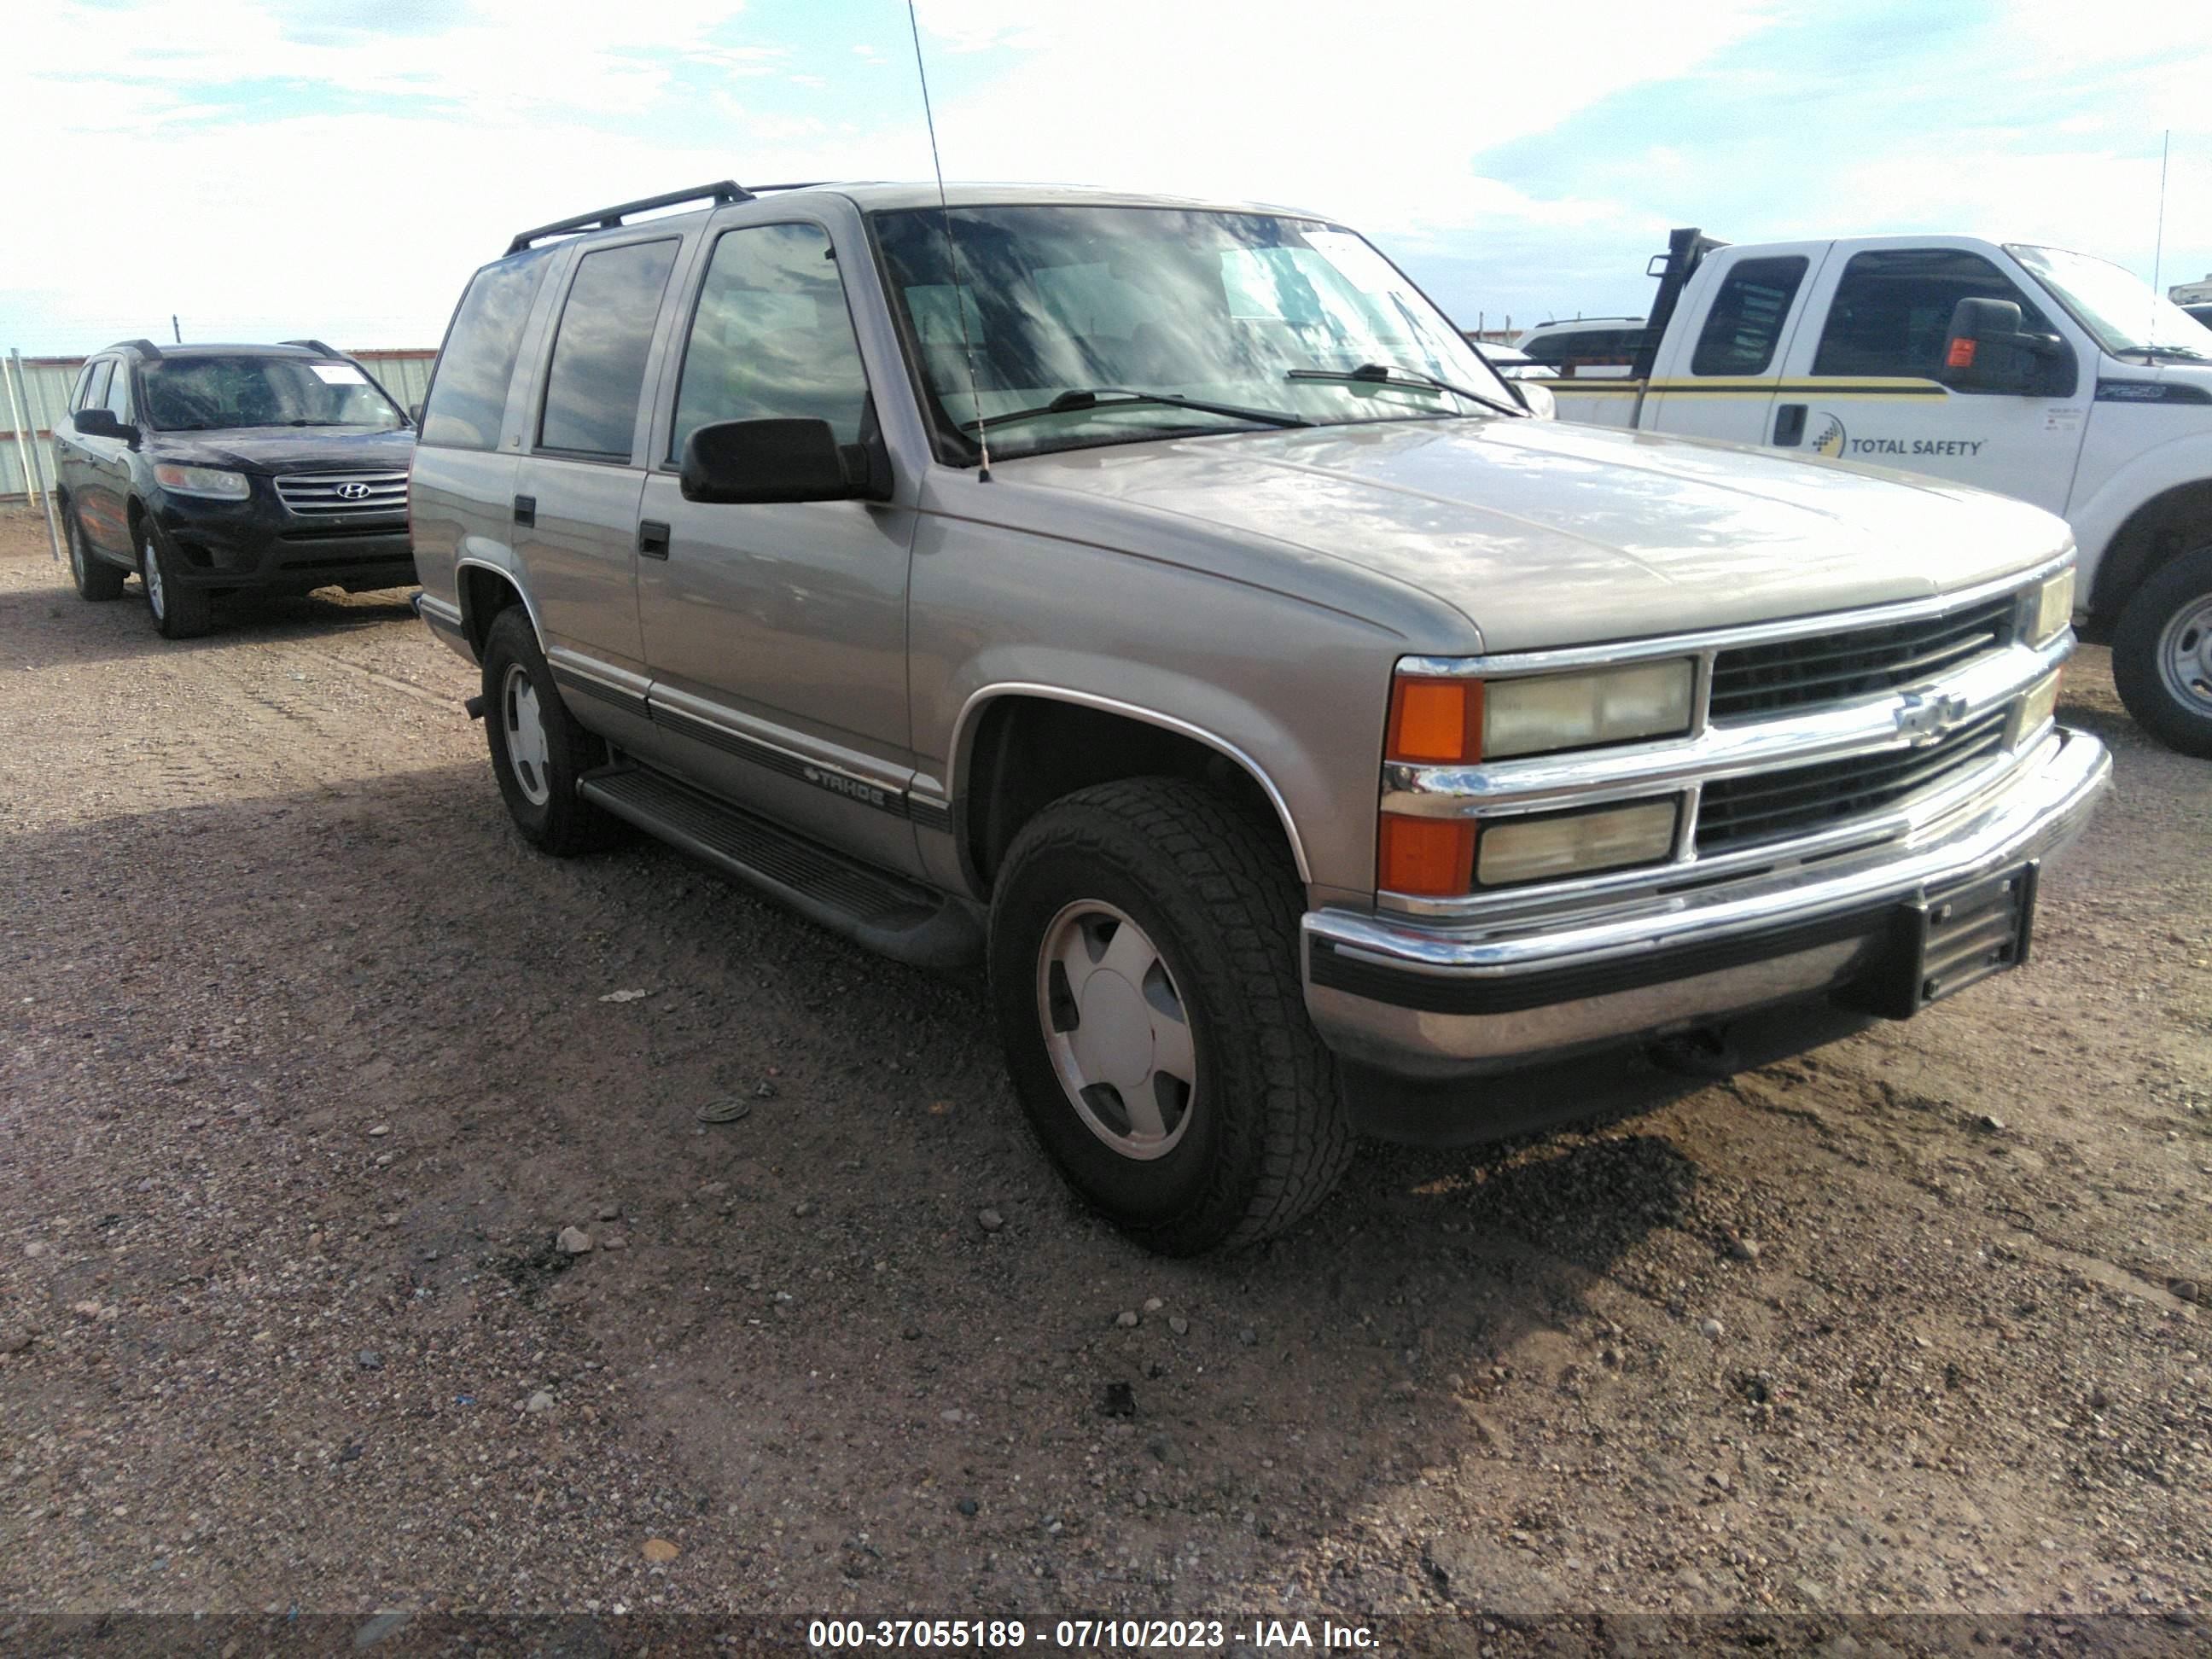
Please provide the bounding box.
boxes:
[408,179,2110,1254]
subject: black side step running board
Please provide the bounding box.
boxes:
[577,765,983,970]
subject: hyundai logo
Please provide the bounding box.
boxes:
[335,480,374,500]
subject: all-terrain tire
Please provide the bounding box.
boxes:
[987,777,1353,1254]
[480,605,625,854]
[2111,544,2212,760]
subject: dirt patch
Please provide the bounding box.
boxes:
[0,509,2204,1622]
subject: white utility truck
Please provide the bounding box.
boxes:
[1551,230,2212,755]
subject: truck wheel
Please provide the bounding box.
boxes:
[480,606,622,854]
[988,777,1353,1254]
[67,509,125,601]
[140,521,212,639]
[2112,544,2212,759]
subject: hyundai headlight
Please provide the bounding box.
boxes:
[154,463,251,501]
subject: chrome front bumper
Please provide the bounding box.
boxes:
[1302,725,2110,1079]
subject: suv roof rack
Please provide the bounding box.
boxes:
[108,337,163,360]
[506,181,752,255]
[281,337,339,355]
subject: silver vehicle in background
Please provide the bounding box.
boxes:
[409,180,2107,1254]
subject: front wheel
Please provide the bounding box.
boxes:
[2112,544,2212,758]
[479,606,623,854]
[140,521,212,639]
[987,777,1353,1254]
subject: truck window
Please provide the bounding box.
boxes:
[421,248,555,451]
[68,362,97,413]
[668,223,872,462]
[1812,249,2052,381]
[1690,256,1807,375]
[80,359,114,414]
[538,238,681,458]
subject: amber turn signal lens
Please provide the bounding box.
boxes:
[1377,814,1476,896]
[1387,677,1483,764]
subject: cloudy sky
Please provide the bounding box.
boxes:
[3,0,2209,354]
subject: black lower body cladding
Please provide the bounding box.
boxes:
[148,492,416,597]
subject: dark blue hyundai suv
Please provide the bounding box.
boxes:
[53,339,416,638]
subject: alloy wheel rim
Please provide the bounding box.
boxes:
[69,522,85,583]
[1035,900,1198,1161]
[142,536,165,619]
[2156,595,2212,717]
[502,663,553,806]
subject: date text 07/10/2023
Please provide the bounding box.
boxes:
[806,1619,1379,1650]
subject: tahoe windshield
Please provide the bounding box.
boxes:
[870,204,1515,460]
[140,356,406,432]
[2008,244,2212,362]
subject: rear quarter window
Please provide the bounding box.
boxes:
[1691,257,1808,375]
[421,249,556,451]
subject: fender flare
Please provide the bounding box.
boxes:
[946,682,1315,884]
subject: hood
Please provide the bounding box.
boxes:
[985,418,2072,653]
[145,425,416,475]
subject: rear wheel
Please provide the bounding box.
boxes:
[987,777,1353,1254]
[140,521,212,639]
[480,605,623,854]
[2112,544,2212,759]
[67,509,125,602]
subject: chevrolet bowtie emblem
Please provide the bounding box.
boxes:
[1895,690,1972,746]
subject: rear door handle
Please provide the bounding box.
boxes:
[1773,403,1807,447]
[512,493,536,527]
[637,519,670,559]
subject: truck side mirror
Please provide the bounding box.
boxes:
[1940,297,2075,396]
[679,418,891,505]
[407,402,425,428]
[72,407,138,443]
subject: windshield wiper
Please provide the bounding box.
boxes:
[960,387,1311,435]
[1287,362,1525,419]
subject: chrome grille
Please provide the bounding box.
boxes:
[1708,594,2015,722]
[273,470,408,519]
[1696,708,2010,855]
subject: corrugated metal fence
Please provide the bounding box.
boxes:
[2,349,436,502]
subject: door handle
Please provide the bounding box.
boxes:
[637,519,670,559]
[1773,404,1807,447]
[512,493,536,527]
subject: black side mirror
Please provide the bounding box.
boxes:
[679,417,890,504]
[407,402,425,428]
[73,407,138,443]
[1940,297,2074,395]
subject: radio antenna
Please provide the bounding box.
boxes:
[2151,129,2171,334]
[906,0,992,481]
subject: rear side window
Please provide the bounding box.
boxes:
[1691,257,1807,375]
[669,223,871,461]
[1813,249,2052,380]
[538,238,681,458]
[421,248,555,451]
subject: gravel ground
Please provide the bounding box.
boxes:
[0,509,2206,1631]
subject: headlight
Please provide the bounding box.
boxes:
[2011,670,2061,746]
[1483,661,1696,760]
[154,463,251,500]
[1476,797,1680,888]
[2023,568,2075,647]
